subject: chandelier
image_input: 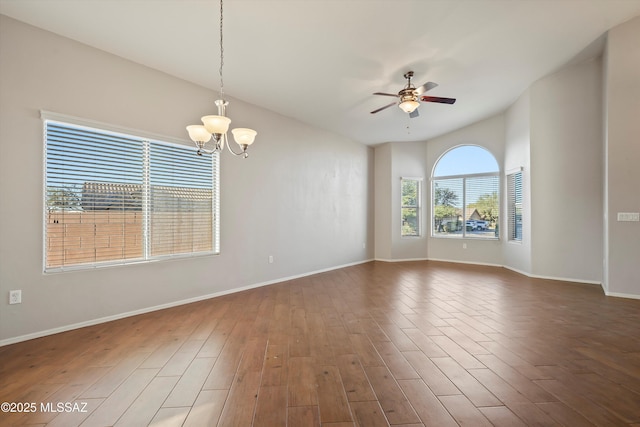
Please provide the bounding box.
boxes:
[186,0,257,157]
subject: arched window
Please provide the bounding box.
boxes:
[432,145,499,239]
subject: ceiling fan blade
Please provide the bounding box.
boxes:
[409,109,420,119]
[421,96,456,104]
[370,102,397,114]
[373,92,398,97]
[414,81,438,95]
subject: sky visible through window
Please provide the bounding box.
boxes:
[433,145,499,177]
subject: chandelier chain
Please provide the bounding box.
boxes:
[219,0,224,100]
[185,0,256,157]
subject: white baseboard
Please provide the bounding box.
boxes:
[374,257,429,263]
[502,265,602,286]
[0,258,374,347]
[427,258,503,268]
[604,291,640,300]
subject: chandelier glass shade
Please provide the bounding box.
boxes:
[201,115,231,135]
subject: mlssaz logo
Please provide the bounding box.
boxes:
[40,402,88,413]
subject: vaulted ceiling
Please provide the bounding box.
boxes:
[2,0,640,145]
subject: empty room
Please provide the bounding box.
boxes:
[1,1,639,426]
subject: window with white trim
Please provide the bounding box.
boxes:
[432,145,499,239]
[44,118,218,271]
[507,170,523,241]
[401,177,421,237]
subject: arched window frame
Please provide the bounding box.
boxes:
[431,145,500,240]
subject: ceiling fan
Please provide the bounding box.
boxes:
[370,71,456,118]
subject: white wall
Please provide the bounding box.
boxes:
[0,16,373,344]
[503,90,532,275]
[391,142,429,260]
[529,58,603,283]
[374,141,429,262]
[426,115,505,266]
[604,16,640,297]
[374,143,392,260]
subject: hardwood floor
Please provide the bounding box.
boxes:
[1,260,640,426]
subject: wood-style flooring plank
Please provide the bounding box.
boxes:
[80,352,149,399]
[163,356,216,407]
[113,375,178,427]
[438,394,493,427]
[372,340,420,380]
[474,353,556,403]
[253,385,287,427]
[402,350,460,396]
[288,356,318,407]
[397,379,458,427]
[363,365,421,425]
[348,401,389,427]
[287,405,320,427]
[217,338,266,427]
[535,401,598,426]
[148,407,190,427]
[315,365,353,423]
[182,389,227,427]
[479,405,528,427]
[336,354,377,402]
[79,368,159,427]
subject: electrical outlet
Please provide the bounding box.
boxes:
[9,290,22,305]
[268,255,274,264]
[617,212,640,222]
[462,243,467,249]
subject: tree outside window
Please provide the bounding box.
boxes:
[401,178,421,237]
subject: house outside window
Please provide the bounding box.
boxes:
[432,145,499,239]
[401,177,422,237]
[44,115,218,271]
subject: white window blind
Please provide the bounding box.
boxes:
[401,178,421,237]
[149,141,214,257]
[507,170,523,241]
[44,120,217,271]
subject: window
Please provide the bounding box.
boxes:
[507,170,523,241]
[432,145,499,239]
[44,117,218,271]
[401,178,422,237]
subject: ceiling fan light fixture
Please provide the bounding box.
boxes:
[399,99,420,113]
[371,71,455,117]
